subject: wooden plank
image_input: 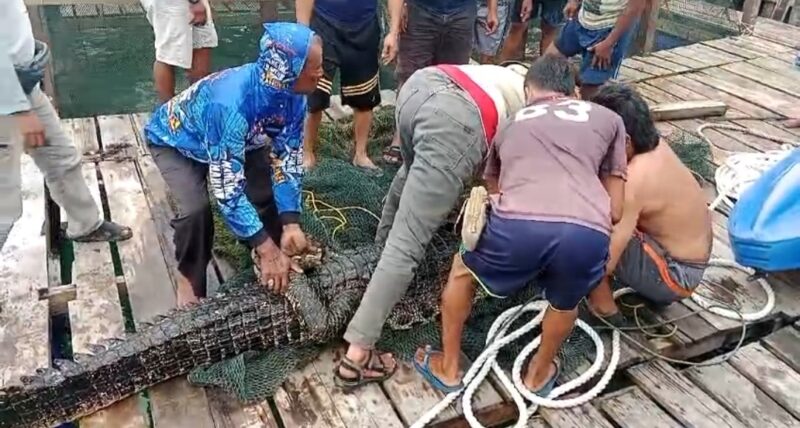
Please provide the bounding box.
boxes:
[62,118,99,156]
[672,44,743,66]
[70,164,148,428]
[527,416,548,427]
[627,360,747,428]
[382,362,459,425]
[662,75,778,119]
[645,77,748,119]
[702,39,764,60]
[618,65,652,82]
[597,386,682,428]
[685,362,798,428]
[635,55,691,73]
[741,0,763,26]
[722,62,800,98]
[97,115,137,157]
[692,68,800,117]
[770,0,792,20]
[539,403,614,428]
[311,349,404,428]
[651,100,728,121]
[761,326,800,374]
[273,362,347,428]
[206,388,280,428]
[752,17,800,49]
[0,156,50,388]
[729,343,800,419]
[98,117,216,428]
[748,56,800,81]
[651,49,708,69]
[623,57,674,77]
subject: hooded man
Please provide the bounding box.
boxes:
[144,22,323,306]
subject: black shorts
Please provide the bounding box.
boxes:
[308,12,382,113]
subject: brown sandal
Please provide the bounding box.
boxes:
[333,350,397,391]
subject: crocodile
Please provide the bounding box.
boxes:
[0,231,460,428]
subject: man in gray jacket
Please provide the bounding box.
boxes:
[0,0,131,243]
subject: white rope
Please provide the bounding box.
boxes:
[410,294,624,428]
[691,122,787,321]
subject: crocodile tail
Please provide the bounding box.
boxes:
[0,286,304,428]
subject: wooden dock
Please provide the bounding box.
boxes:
[1,15,799,428]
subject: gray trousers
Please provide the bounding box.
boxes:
[0,87,101,237]
[344,69,486,348]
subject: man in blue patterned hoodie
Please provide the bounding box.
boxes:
[144,22,323,305]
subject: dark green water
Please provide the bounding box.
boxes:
[44,6,721,119]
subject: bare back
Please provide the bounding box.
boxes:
[630,141,712,262]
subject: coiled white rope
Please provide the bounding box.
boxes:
[410,291,625,428]
[692,122,790,321]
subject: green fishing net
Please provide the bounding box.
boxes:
[188,107,714,404]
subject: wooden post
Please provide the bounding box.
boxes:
[741,0,764,26]
[633,0,661,55]
[789,0,799,25]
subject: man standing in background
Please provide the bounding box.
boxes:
[141,0,218,103]
[0,0,132,243]
[499,0,567,61]
[382,0,497,165]
[475,0,511,64]
[297,0,402,172]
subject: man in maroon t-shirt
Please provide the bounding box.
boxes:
[412,55,627,395]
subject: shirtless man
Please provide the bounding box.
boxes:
[586,83,712,317]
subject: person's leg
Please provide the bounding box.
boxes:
[498,0,528,61]
[524,223,608,392]
[304,12,339,169]
[0,117,23,226]
[433,4,477,66]
[24,87,133,241]
[413,253,477,386]
[243,147,283,245]
[342,88,486,380]
[145,0,194,103]
[538,0,566,54]
[578,22,637,100]
[475,0,511,64]
[386,3,440,163]
[151,145,213,304]
[339,16,383,170]
[188,0,218,83]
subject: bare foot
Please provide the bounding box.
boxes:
[303,152,317,170]
[353,155,378,170]
[414,347,462,386]
[523,360,557,391]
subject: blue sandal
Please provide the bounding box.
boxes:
[413,345,464,394]
[525,360,560,398]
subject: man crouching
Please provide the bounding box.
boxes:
[586,83,712,318]
[413,55,628,395]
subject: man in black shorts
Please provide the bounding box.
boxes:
[298,0,400,172]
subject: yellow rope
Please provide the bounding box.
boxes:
[302,190,380,240]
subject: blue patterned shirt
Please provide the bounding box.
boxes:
[145,23,314,246]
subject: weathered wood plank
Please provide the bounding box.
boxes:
[539,403,614,428]
[721,62,800,98]
[747,56,800,82]
[685,362,798,428]
[70,164,148,428]
[691,68,800,117]
[97,115,138,157]
[729,343,800,420]
[651,49,708,69]
[617,65,652,82]
[635,55,692,73]
[627,360,747,428]
[382,362,460,425]
[623,57,674,76]
[651,100,728,121]
[597,386,682,428]
[761,326,800,374]
[273,361,347,428]
[206,389,280,428]
[0,156,50,388]
[662,75,778,119]
[62,118,100,156]
[311,349,404,428]
[671,44,743,66]
[702,39,764,60]
[752,17,800,49]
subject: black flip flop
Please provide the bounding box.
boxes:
[333,350,397,391]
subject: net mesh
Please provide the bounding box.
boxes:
[185,107,713,403]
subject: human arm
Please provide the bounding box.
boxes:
[483,145,501,194]
[295,0,314,25]
[1,52,46,148]
[382,0,404,63]
[189,0,208,25]
[270,96,307,254]
[484,0,499,34]
[563,0,580,20]
[600,116,629,224]
[589,0,646,68]
[605,183,639,273]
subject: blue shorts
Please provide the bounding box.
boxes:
[511,0,566,26]
[461,214,609,311]
[554,18,638,85]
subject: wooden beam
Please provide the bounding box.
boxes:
[742,0,764,26]
[650,100,728,121]
[633,0,661,54]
